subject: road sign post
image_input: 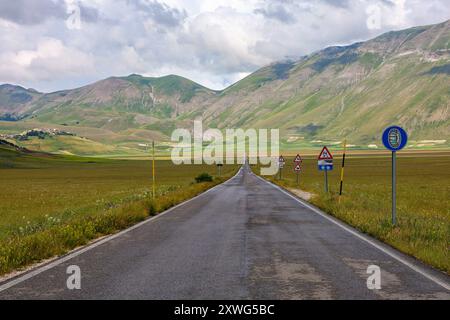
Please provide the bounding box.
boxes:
[392,150,396,225]
[278,156,286,180]
[382,126,408,226]
[294,164,302,185]
[217,163,223,177]
[318,147,333,193]
[294,154,302,186]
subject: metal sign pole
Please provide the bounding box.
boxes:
[278,156,285,180]
[392,151,396,226]
[382,126,407,227]
[152,141,156,199]
[318,147,333,192]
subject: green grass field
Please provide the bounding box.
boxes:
[254,151,450,274]
[0,147,238,275]
[1,146,449,276]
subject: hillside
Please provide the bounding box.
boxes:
[0,139,56,168]
[0,74,218,152]
[23,74,217,130]
[0,20,449,153]
[0,85,42,120]
[201,20,450,148]
[0,127,142,157]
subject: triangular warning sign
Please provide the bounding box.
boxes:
[294,164,302,172]
[318,147,333,160]
[279,156,285,163]
[294,154,302,163]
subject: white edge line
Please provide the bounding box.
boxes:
[254,174,450,292]
[0,167,244,293]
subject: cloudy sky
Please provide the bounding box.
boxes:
[0,0,449,92]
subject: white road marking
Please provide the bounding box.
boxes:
[0,168,243,293]
[254,174,450,292]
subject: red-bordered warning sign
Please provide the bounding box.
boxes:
[294,164,302,172]
[294,154,302,163]
[318,147,333,160]
[278,155,286,168]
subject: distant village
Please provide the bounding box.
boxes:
[0,128,76,141]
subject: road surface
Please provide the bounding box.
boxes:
[0,165,449,299]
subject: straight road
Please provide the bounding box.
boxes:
[0,165,449,299]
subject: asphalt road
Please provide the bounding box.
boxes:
[0,165,449,300]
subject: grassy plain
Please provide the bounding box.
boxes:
[0,147,238,275]
[255,151,450,274]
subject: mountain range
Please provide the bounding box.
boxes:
[1,20,449,155]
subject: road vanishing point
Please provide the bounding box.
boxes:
[0,165,449,300]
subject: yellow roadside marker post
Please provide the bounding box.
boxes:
[152,141,156,199]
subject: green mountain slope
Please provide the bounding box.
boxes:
[24,74,217,129]
[202,20,450,148]
[0,20,449,153]
[0,85,42,120]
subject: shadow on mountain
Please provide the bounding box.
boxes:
[271,61,296,80]
[425,64,450,75]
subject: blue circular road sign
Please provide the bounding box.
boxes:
[382,126,408,151]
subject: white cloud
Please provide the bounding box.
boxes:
[0,37,95,84]
[0,0,448,92]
